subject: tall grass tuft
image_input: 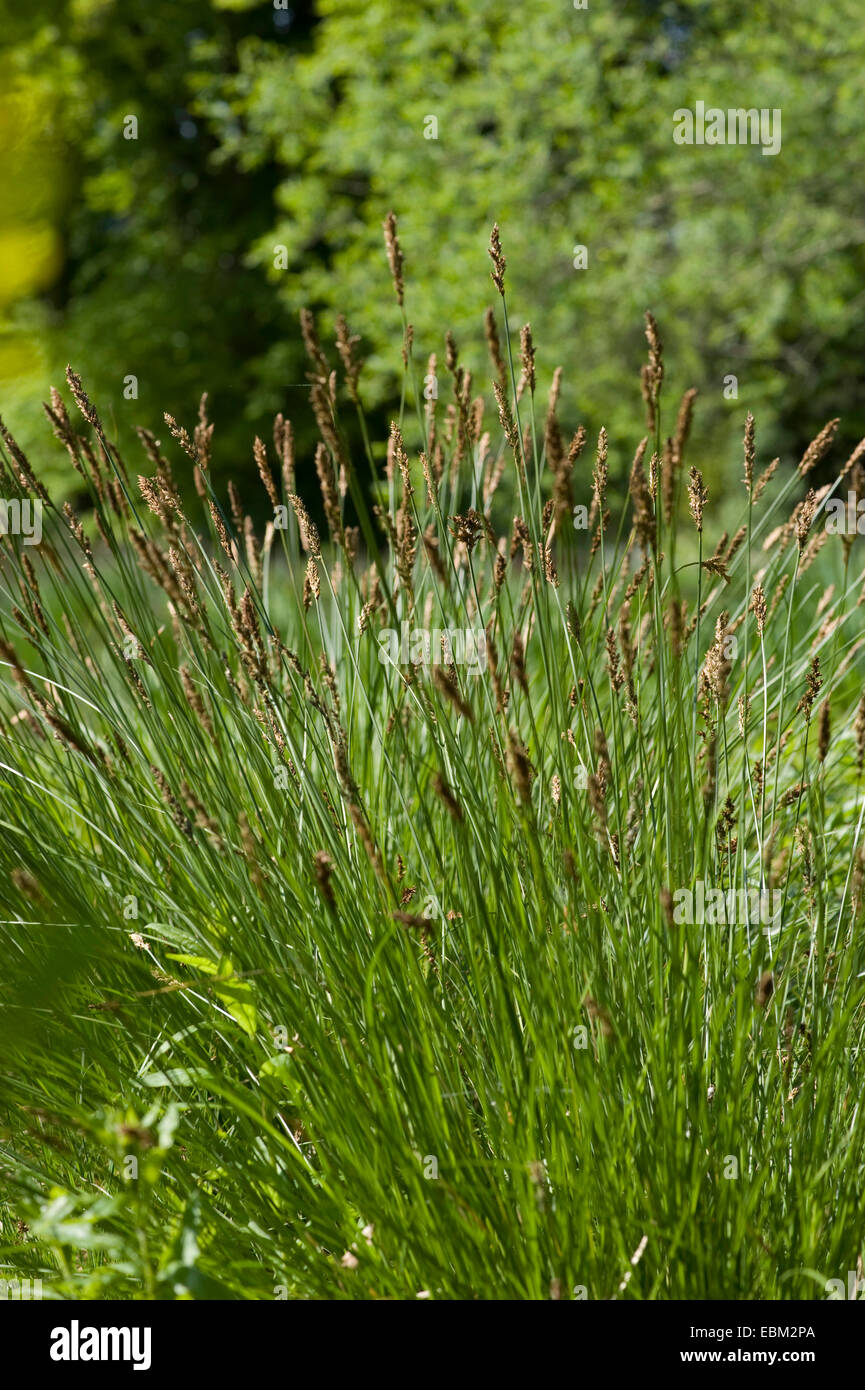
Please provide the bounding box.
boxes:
[1,220,865,1300]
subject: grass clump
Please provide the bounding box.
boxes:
[1,220,865,1300]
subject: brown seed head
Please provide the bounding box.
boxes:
[798,418,839,477]
[688,467,708,534]
[795,488,817,552]
[488,224,507,295]
[383,212,405,307]
[817,699,830,764]
[756,970,774,1008]
[796,655,822,724]
[288,494,321,556]
[519,324,535,396]
[750,582,767,635]
[484,306,508,390]
[65,366,101,431]
[335,314,362,401]
[743,411,755,495]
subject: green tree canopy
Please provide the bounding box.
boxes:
[3,0,865,506]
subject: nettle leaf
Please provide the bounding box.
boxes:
[141,1068,211,1088]
[166,952,220,974]
[259,1052,293,1085]
[213,957,258,1038]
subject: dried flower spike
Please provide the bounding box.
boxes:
[383,212,405,307]
[488,224,507,296]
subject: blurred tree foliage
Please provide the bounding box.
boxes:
[0,0,315,494]
[2,0,865,505]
